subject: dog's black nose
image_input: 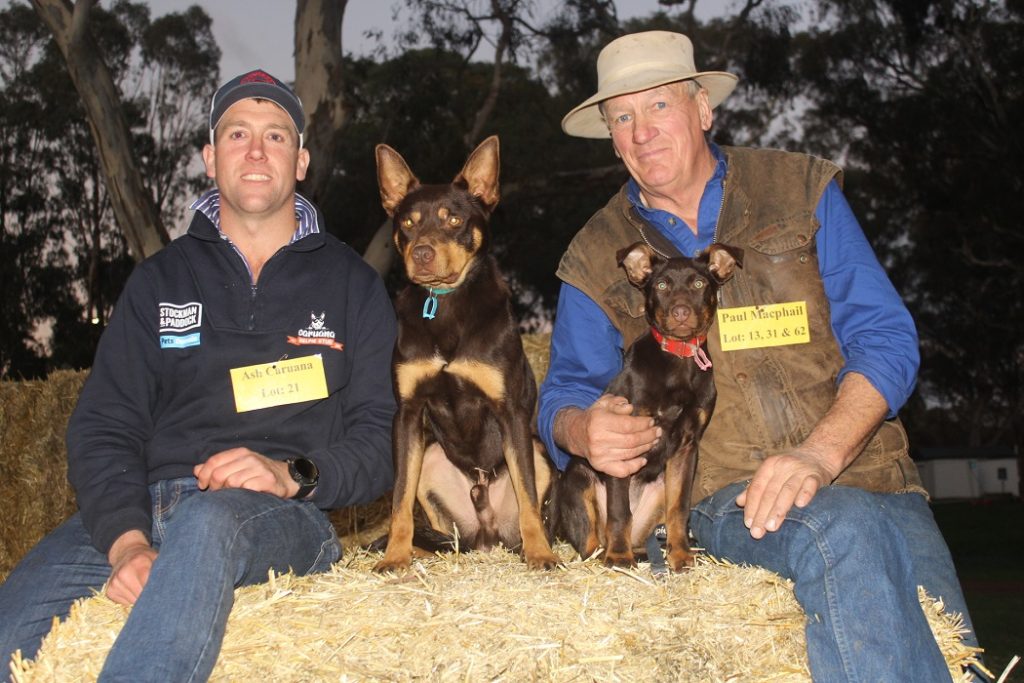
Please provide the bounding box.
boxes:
[412,245,435,265]
[671,305,692,324]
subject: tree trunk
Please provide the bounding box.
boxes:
[461,0,513,151]
[361,219,395,276]
[31,0,168,263]
[294,0,348,207]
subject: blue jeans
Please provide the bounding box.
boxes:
[0,477,340,682]
[690,482,980,683]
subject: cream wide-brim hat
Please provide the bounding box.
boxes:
[562,31,739,139]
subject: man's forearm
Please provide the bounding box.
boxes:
[803,371,890,479]
[552,406,586,456]
[107,529,151,567]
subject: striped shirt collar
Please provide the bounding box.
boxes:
[189,189,320,243]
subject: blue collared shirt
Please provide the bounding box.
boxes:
[189,189,320,282]
[537,145,920,471]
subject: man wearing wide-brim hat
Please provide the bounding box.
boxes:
[539,30,981,681]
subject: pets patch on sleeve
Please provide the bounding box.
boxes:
[717,301,811,351]
[229,355,329,413]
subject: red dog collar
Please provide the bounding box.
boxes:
[650,328,712,370]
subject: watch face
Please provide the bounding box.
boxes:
[292,458,319,483]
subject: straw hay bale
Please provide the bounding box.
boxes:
[10,545,983,683]
[0,370,86,581]
[522,332,552,385]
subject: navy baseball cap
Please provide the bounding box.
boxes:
[209,69,305,146]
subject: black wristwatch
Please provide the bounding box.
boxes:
[286,457,319,500]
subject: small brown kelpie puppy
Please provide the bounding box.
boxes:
[372,136,558,573]
[553,242,742,572]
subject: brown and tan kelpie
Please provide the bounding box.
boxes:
[552,241,742,572]
[372,135,559,573]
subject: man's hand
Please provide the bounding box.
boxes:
[106,529,157,606]
[554,395,661,477]
[194,448,298,498]
[735,372,889,539]
[736,447,840,539]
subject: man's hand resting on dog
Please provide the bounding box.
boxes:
[737,372,889,539]
[554,394,662,478]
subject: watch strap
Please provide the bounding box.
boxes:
[286,458,319,500]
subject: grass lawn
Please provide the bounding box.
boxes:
[931,496,1024,682]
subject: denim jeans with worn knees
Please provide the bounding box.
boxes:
[689,482,978,683]
[0,477,340,683]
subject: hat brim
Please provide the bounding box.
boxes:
[562,71,738,139]
[210,82,305,135]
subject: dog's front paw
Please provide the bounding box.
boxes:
[525,549,561,571]
[666,546,696,572]
[602,551,638,569]
[373,554,412,574]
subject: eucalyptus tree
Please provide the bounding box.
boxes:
[0,1,218,377]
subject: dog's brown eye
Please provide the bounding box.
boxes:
[693,279,705,289]
[656,280,667,290]
[448,216,462,227]
[401,217,414,229]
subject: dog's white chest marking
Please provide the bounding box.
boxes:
[445,359,505,402]
[395,354,506,402]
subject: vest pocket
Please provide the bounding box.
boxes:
[747,211,818,255]
[602,278,645,320]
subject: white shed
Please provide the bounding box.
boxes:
[916,457,1020,500]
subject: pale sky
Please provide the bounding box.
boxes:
[142,0,678,82]
[0,0,715,83]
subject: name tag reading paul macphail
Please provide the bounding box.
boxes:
[717,301,811,352]
[229,355,328,413]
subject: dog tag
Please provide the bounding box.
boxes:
[229,355,329,413]
[422,293,439,319]
[716,301,811,351]
[421,287,454,320]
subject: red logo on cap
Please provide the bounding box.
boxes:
[241,70,276,85]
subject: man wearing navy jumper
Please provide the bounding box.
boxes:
[0,70,396,680]
[538,32,981,681]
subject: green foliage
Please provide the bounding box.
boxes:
[789,0,1023,449]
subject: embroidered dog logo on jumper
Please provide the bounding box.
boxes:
[287,311,344,351]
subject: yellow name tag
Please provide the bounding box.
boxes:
[717,301,811,351]
[229,355,328,413]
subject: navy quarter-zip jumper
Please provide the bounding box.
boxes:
[66,207,397,554]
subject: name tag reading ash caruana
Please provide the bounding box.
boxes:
[229,355,328,413]
[717,301,811,352]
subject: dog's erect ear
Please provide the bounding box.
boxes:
[707,244,744,283]
[376,144,421,217]
[455,135,500,213]
[616,242,658,288]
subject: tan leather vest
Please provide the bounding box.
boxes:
[557,146,925,502]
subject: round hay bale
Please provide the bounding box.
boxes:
[9,546,983,682]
